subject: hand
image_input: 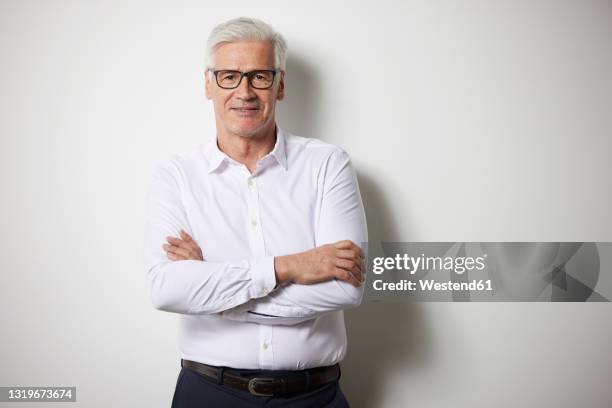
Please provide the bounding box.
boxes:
[275,240,364,287]
[163,230,204,261]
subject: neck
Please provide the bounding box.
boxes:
[216,123,277,173]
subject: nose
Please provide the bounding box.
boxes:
[234,74,257,100]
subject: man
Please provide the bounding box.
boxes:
[144,17,367,407]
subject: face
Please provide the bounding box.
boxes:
[205,41,285,139]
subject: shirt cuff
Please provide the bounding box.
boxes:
[249,256,277,298]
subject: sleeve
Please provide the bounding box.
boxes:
[143,161,278,315]
[222,148,368,325]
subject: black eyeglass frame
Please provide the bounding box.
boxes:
[209,69,280,90]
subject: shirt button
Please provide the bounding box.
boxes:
[248,179,254,187]
[251,219,258,227]
[263,342,269,350]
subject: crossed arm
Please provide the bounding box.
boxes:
[163,231,364,325]
[165,231,364,288]
[144,149,368,325]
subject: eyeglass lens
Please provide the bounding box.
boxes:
[215,70,275,89]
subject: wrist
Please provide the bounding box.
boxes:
[274,255,294,286]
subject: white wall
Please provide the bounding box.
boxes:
[1,0,611,407]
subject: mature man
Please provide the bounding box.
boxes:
[144,17,367,407]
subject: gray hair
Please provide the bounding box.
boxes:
[205,17,287,71]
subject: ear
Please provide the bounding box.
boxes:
[204,69,212,100]
[276,71,285,101]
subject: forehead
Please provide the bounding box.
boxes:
[212,40,275,70]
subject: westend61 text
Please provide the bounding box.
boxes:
[372,279,493,292]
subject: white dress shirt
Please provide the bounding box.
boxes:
[144,127,368,370]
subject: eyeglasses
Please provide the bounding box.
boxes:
[209,69,279,90]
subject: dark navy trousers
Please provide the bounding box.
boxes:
[170,367,350,408]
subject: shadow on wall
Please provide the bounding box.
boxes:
[342,174,433,408]
[277,53,435,408]
[276,53,323,138]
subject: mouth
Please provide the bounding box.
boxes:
[231,106,260,116]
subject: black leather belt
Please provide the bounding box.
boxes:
[181,359,341,397]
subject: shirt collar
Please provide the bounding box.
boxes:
[202,138,227,174]
[270,127,288,171]
[202,126,288,174]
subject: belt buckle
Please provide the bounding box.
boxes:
[248,377,275,397]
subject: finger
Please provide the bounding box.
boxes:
[163,243,190,257]
[338,260,363,283]
[166,245,193,259]
[347,241,363,257]
[166,248,190,261]
[353,264,365,282]
[175,244,202,261]
[183,236,203,258]
[184,240,203,260]
[335,258,359,272]
[345,269,362,287]
[180,230,194,242]
[166,239,187,252]
[336,249,361,262]
[334,240,364,258]
[344,259,364,283]
[163,243,178,254]
[334,267,361,287]
[167,236,195,254]
[334,240,354,249]
[167,236,199,255]
[174,234,203,258]
[166,236,182,245]
[166,251,180,261]
[334,267,351,284]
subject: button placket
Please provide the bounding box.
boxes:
[249,174,273,369]
[259,325,274,369]
[247,178,259,227]
[248,178,266,256]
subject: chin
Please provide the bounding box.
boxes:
[229,121,268,138]
[230,126,261,138]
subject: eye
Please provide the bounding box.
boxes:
[221,73,235,80]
